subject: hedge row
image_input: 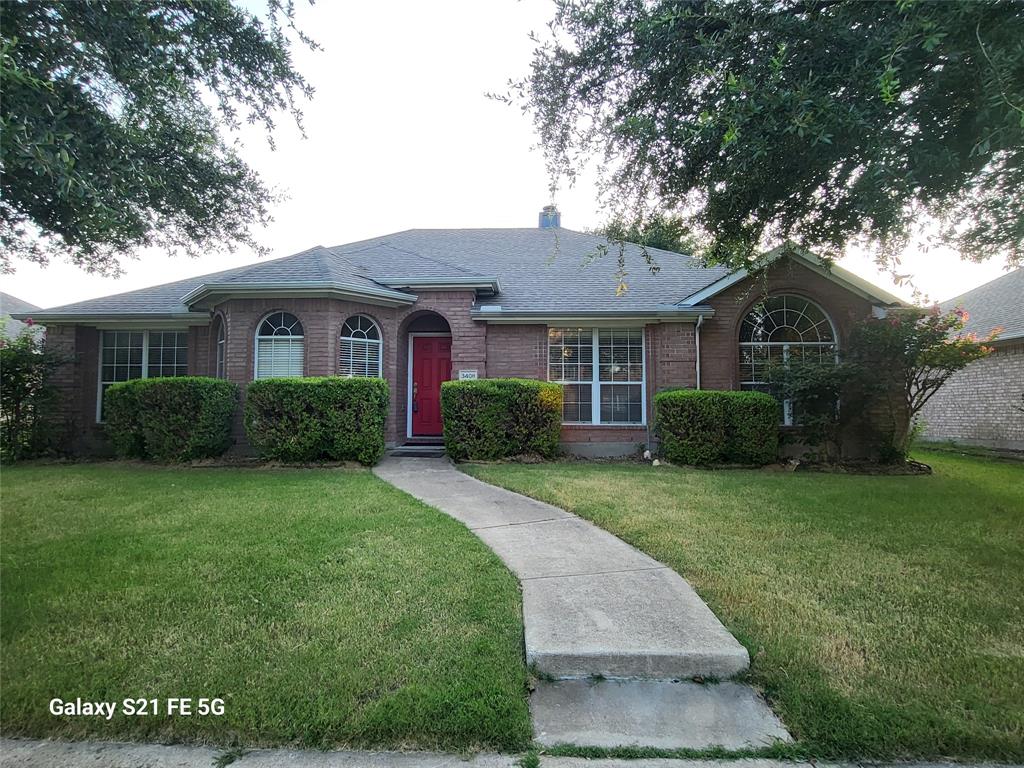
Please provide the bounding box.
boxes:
[654,389,778,466]
[105,377,238,461]
[243,376,388,465]
[441,378,562,461]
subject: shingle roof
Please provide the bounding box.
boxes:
[1,292,41,337]
[941,268,1024,342]
[23,228,731,319]
[333,229,730,312]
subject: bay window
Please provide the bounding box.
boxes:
[254,312,304,379]
[339,314,383,377]
[548,327,645,425]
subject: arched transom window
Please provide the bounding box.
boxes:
[739,294,836,425]
[255,312,304,379]
[339,315,382,378]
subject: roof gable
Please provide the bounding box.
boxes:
[677,242,904,308]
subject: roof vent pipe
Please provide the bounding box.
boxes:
[538,205,561,229]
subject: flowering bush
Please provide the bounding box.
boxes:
[846,305,998,462]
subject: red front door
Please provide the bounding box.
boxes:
[412,336,452,436]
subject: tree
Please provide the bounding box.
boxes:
[518,0,1024,271]
[598,212,698,254]
[846,306,997,461]
[0,323,70,461]
[0,0,313,275]
[591,212,700,294]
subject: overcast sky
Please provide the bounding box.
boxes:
[1,0,1014,310]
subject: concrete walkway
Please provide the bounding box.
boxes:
[372,457,788,749]
[4,739,1021,768]
[374,457,748,679]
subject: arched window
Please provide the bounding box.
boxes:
[254,312,304,379]
[339,315,382,378]
[739,294,836,425]
[214,317,226,379]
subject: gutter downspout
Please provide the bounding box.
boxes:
[695,314,704,390]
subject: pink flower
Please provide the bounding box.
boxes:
[25,317,34,326]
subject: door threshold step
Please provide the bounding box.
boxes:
[388,446,446,458]
[531,678,790,749]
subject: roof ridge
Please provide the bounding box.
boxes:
[375,242,485,278]
[312,244,344,281]
[319,245,409,293]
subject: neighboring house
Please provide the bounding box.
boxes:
[15,208,904,456]
[1,292,41,339]
[920,268,1024,452]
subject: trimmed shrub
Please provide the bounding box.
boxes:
[104,379,148,458]
[655,389,778,466]
[441,378,562,461]
[654,390,727,465]
[722,391,780,464]
[106,377,239,461]
[244,377,388,465]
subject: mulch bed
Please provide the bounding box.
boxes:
[793,458,933,475]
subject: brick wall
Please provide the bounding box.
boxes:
[486,324,547,378]
[699,258,896,458]
[43,258,895,457]
[44,324,104,454]
[701,258,874,389]
[393,291,482,443]
[920,341,1024,451]
[483,321,698,454]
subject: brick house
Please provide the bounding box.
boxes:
[920,268,1024,452]
[17,210,905,457]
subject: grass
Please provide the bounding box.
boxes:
[0,464,531,751]
[463,449,1024,762]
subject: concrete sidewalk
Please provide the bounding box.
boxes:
[372,457,788,749]
[3,739,1021,768]
[373,457,748,680]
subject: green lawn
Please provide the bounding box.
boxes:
[464,450,1024,762]
[0,465,531,751]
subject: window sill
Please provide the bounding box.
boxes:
[561,423,647,429]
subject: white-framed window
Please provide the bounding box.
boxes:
[548,327,645,425]
[339,315,383,377]
[97,330,188,421]
[147,331,189,378]
[254,311,304,379]
[739,294,837,425]
[215,320,226,379]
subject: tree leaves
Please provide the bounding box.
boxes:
[0,0,314,274]
[521,0,1024,271]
